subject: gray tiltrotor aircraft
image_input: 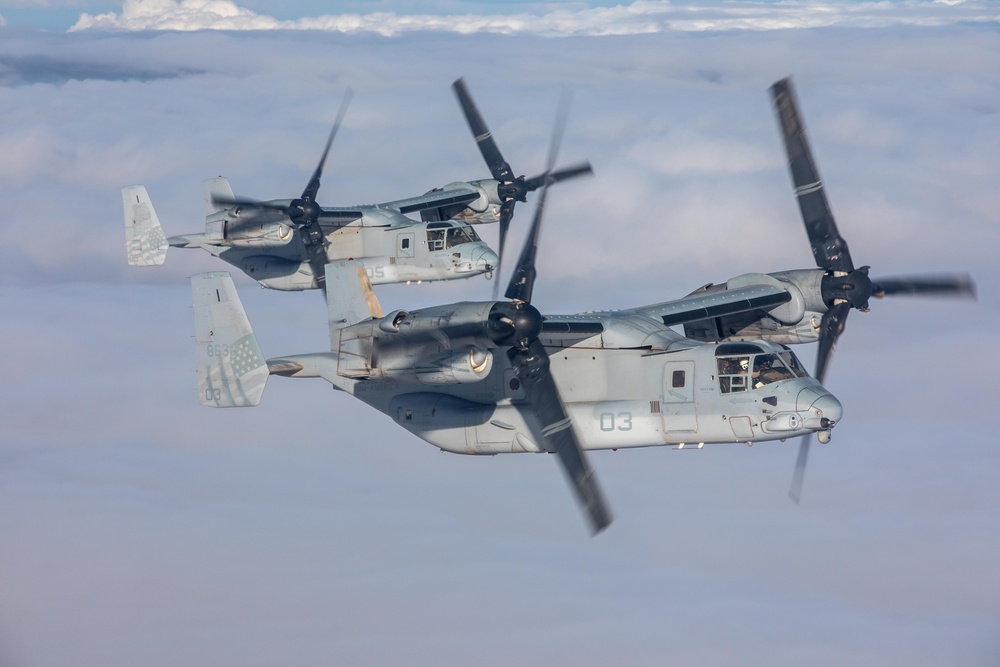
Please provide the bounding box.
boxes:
[677,78,975,501]
[188,91,846,535]
[124,82,591,294]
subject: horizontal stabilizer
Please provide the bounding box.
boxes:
[192,272,268,407]
[122,185,168,266]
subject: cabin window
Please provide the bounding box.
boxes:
[671,370,686,388]
[401,237,410,250]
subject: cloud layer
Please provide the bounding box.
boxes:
[70,0,1000,35]
[1,14,999,667]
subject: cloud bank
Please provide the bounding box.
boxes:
[70,0,1000,35]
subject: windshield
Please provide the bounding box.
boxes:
[427,224,482,251]
[718,352,799,394]
[446,225,480,248]
[779,350,809,378]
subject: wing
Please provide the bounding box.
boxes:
[377,185,482,216]
[630,284,792,327]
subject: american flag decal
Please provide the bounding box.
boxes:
[230,333,264,377]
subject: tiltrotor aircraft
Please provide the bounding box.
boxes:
[187,92,846,535]
[676,78,975,501]
[124,82,591,294]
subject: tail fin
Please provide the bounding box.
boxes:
[204,177,235,216]
[122,185,168,266]
[192,272,268,407]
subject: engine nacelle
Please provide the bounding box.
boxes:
[683,271,828,344]
[439,180,502,225]
[205,210,295,248]
[375,346,493,385]
[241,256,316,291]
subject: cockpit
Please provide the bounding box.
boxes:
[715,343,808,394]
[426,221,482,251]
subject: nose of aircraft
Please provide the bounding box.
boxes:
[474,244,499,272]
[810,393,843,426]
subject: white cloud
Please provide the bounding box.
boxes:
[69,0,1000,34]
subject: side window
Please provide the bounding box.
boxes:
[401,237,410,250]
[671,370,685,388]
[427,229,445,251]
[717,356,749,394]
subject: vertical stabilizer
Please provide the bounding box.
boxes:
[326,260,384,327]
[204,177,235,216]
[122,185,168,266]
[192,272,268,407]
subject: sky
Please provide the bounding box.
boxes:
[1,1,999,666]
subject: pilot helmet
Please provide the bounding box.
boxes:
[739,358,749,371]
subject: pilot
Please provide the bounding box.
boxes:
[753,356,785,388]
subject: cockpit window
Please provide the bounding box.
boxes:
[718,352,800,394]
[717,356,750,394]
[751,354,796,389]
[427,223,482,250]
[779,350,809,378]
[446,225,479,248]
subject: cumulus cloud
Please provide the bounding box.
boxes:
[70,0,1000,34]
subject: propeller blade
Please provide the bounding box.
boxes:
[301,88,353,203]
[788,301,849,503]
[210,194,289,214]
[771,77,855,274]
[509,339,613,534]
[522,161,593,192]
[815,301,850,386]
[491,202,514,300]
[788,434,811,504]
[452,78,515,183]
[872,274,976,298]
[504,87,571,304]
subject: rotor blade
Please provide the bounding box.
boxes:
[504,87,571,304]
[509,339,613,534]
[491,202,514,300]
[788,434,811,504]
[301,87,354,203]
[211,194,289,214]
[771,77,855,274]
[522,161,593,192]
[452,78,515,183]
[302,233,329,296]
[815,301,850,386]
[872,274,976,298]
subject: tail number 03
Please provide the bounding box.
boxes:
[599,412,633,432]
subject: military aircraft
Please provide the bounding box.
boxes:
[187,91,845,535]
[677,78,975,501]
[124,82,591,294]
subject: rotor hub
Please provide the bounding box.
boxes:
[287,198,322,227]
[487,301,543,348]
[822,266,873,311]
[497,176,527,203]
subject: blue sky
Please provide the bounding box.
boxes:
[1,2,999,666]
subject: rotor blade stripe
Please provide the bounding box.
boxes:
[542,418,572,438]
[794,181,824,197]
